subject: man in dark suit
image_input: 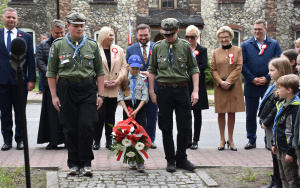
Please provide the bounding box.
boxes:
[242,19,281,150]
[126,24,158,149]
[0,7,36,151]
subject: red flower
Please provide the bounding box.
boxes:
[116,131,123,137]
[116,137,123,142]
[135,129,140,134]
[124,129,130,135]
[127,135,133,140]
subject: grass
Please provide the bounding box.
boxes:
[237,168,260,183]
[0,166,47,187]
[207,89,214,95]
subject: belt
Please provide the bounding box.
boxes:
[60,77,94,82]
[158,82,188,88]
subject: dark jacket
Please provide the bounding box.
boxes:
[188,43,209,110]
[241,36,282,97]
[258,85,279,127]
[272,97,300,157]
[36,36,54,86]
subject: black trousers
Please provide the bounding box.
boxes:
[94,97,118,144]
[57,80,98,168]
[0,84,28,144]
[188,109,202,143]
[156,85,192,163]
[123,100,147,129]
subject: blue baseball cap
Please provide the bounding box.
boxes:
[128,55,142,68]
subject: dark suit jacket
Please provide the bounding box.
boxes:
[241,36,281,97]
[188,43,209,110]
[0,28,36,85]
[126,41,155,71]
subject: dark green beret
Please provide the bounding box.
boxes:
[161,18,180,34]
[66,13,86,24]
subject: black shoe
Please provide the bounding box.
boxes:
[17,141,24,150]
[186,143,192,148]
[150,142,157,149]
[218,141,226,151]
[46,143,57,150]
[1,143,12,151]
[93,142,100,150]
[105,141,112,149]
[176,160,197,171]
[190,142,198,150]
[166,161,176,172]
[244,142,256,150]
[227,141,237,151]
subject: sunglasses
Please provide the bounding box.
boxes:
[185,35,196,39]
[163,33,176,37]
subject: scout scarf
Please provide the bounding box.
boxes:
[257,84,275,111]
[65,32,86,66]
[273,96,300,134]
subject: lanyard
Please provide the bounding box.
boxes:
[65,32,86,66]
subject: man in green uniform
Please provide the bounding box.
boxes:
[46,13,105,176]
[148,18,200,172]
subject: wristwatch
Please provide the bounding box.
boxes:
[97,94,104,99]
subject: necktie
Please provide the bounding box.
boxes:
[168,44,173,68]
[131,75,136,107]
[142,44,147,64]
[7,30,12,54]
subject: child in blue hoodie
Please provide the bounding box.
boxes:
[272,74,300,187]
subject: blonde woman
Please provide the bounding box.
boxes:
[210,26,245,151]
[93,27,127,150]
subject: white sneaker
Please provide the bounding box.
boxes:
[82,166,93,176]
[137,163,145,172]
[68,166,79,175]
[129,161,137,169]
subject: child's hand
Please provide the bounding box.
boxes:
[272,146,277,154]
[285,154,293,163]
[130,110,138,119]
[261,124,267,129]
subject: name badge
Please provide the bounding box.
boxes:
[61,59,69,64]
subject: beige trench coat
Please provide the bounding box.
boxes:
[210,46,245,113]
[99,44,127,98]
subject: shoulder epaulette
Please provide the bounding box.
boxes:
[87,38,97,43]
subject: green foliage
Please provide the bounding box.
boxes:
[0,0,9,28]
[237,168,260,183]
[0,166,23,187]
[205,59,214,89]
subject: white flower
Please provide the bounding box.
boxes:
[122,138,132,147]
[126,151,135,157]
[116,144,126,151]
[135,142,145,150]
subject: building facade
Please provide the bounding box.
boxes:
[6,0,300,56]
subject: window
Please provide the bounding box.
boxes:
[19,28,36,53]
[232,30,240,47]
[296,30,300,40]
[162,0,173,9]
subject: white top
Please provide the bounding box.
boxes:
[4,27,17,48]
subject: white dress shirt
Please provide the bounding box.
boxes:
[4,27,17,48]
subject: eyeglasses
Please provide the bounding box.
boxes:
[254,28,264,31]
[185,35,196,39]
[163,33,176,38]
[218,36,230,40]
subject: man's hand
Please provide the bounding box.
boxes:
[261,123,267,130]
[252,77,267,85]
[285,154,293,163]
[272,146,277,155]
[150,92,157,105]
[96,97,103,110]
[52,96,61,111]
[27,81,35,91]
[191,91,199,106]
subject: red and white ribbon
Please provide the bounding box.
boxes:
[259,44,267,55]
[137,150,149,161]
[228,53,234,64]
[112,48,118,58]
[194,50,199,57]
[117,150,125,162]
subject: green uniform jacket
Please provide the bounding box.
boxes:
[148,37,199,83]
[46,35,105,78]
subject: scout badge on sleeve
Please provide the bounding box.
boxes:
[112,48,118,58]
[194,50,199,57]
[124,90,130,97]
[259,44,267,55]
[228,53,234,64]
[110,107,152,164]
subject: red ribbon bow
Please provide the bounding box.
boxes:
[228,53,234,64]
[259,44,267,55]
[194,50,199,57]
[112,48,118,58]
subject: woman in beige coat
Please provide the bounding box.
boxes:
[93,26,127,150]
[210,26,245,151]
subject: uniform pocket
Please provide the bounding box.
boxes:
[83,54,95,68]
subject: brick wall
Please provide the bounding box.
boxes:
[59,0,71,22]
[189,0,201,15]
[265,0,277,39]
